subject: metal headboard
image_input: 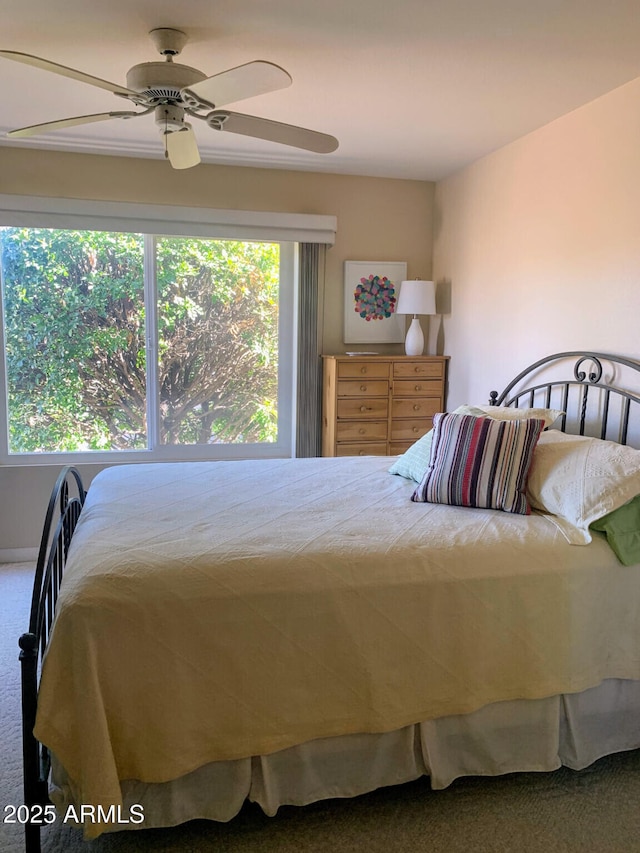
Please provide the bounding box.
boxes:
[489,351,640,446]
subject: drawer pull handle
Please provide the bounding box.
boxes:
[359,449,366,455]
[414,366,424,373]
[360,367,367,374]
[413,404,421,411]
[360,406,371,412]
[413,426,420,433]
[360,384,367,391]
[415,385,422,391]
[359,428,366,434]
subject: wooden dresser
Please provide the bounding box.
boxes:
[321,355,448,457]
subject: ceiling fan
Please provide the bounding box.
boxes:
[0,28,339,169]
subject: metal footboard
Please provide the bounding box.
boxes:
[19,466,86,853]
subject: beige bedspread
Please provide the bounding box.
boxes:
[34,457,640,834]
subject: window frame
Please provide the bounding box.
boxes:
[0,195,336,466]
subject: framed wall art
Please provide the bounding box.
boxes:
[343,260,407,344]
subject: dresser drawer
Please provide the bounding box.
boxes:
[394,361,444,379]
[336,442,388,457]
[338,361,390,379]
[336,421,388,441]
[392,398,442,419]
[393,379,444,397]
[337,379,388,398]
[337,398,389,419]
[390,441,424,455]
[390,419,433,442]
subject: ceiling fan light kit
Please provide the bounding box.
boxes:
[0,27,339,169]
[164,124,201,170]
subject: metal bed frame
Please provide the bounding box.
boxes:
[19,466,85,853]
[489,350,640,445]
[17,351,640,852]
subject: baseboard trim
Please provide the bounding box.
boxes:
[0,547,38,564]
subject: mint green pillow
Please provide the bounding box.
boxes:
[389,405,487,482]
[388,430,435,482]
[590,494,640,566]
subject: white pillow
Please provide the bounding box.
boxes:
[459,404,564,429]
[527,430,640,544]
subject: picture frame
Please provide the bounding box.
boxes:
[343,260,407,344]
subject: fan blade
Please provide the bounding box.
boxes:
[0,50,138,97]
[6,111,144,138]
[207,111,338,154]
[164,125,201,170]
[183,61,292,109]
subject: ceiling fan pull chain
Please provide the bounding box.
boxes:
[164,110,169,159]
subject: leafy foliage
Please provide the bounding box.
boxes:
[0,228,280,452]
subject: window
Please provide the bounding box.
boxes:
[0,227,294,462]
[0,195,336,465]
[155,236,282,448]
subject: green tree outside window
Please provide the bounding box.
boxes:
[0,227,280,453]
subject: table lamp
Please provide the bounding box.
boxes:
[396,279,436,356]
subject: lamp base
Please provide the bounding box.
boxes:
[404,317,424,356]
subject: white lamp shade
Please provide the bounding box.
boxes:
[396,280,436,316]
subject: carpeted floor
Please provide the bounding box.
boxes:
[2,561,640,853]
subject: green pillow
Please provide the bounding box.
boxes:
[389,405,486,482]
[388,430,435,482]
[590,494,640,566]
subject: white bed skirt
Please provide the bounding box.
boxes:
[51,678,640,832]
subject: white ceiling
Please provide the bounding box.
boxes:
[2,0,640,181]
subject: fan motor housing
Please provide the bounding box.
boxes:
[126,61,207,102]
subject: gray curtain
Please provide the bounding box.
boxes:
[295,243,326,457]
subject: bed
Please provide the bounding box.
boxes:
[19,350,640,853]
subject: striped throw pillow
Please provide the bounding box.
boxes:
[411,412,545,515]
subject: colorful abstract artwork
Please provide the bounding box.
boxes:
[343,261,406,344]
[354,274,396,321]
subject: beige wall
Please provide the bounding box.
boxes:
[433,75,640,409]
[0,147,434,551]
